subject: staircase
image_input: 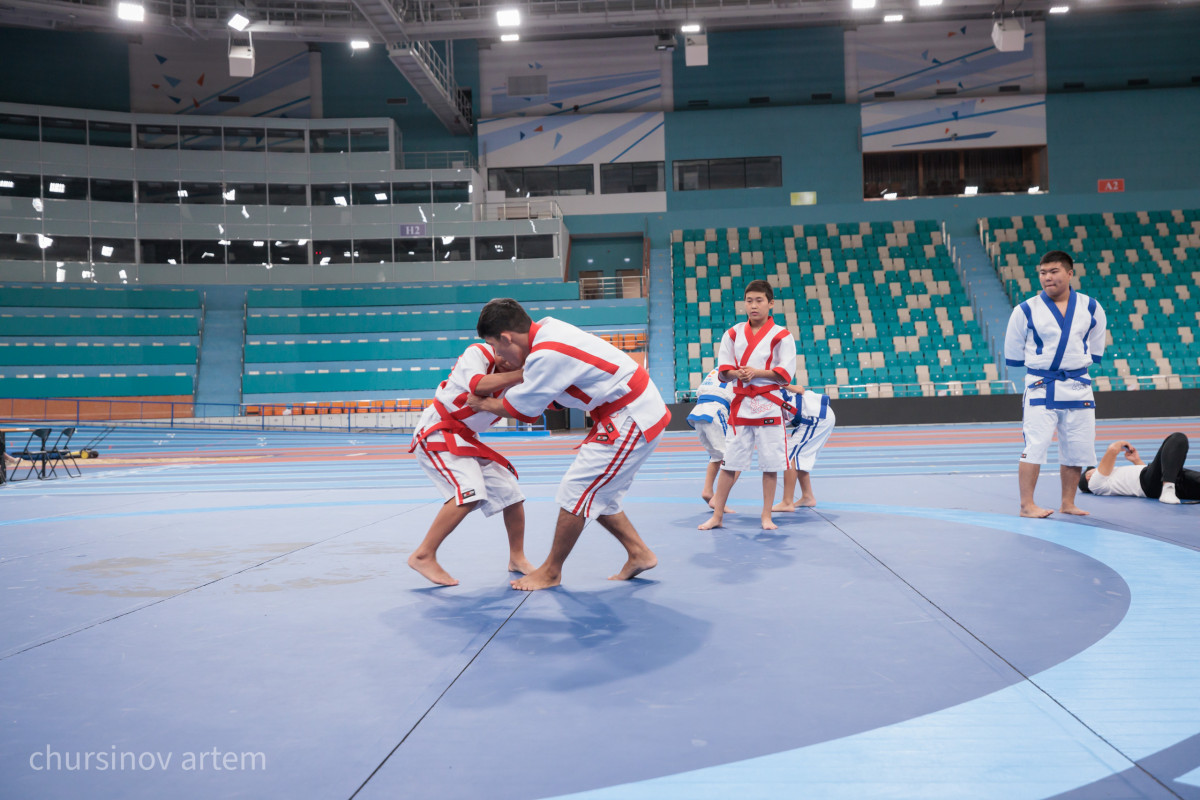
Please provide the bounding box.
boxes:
[647,248,677,401]
[948,224,1017,384]
[194,287,246,414]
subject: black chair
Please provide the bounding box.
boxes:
[9,428,52,481]
[46,426,81,479]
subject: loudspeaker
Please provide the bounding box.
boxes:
[991,19,1025,52]
[229,43,256,77]
[684,34,708,67]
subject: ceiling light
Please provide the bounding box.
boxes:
[350,40,370,50]
[1049,5,1069,11]
[374,192,388,201]
[333,196,348,206]
[223,189,236,201]
[117,2,145,22]
[680,23,701,33]
[918,0,943,6]
[884,13,904,21]
[1028,186,1041,193]
[501,33,520,42]
[49,182,65,193]
[883,192,898,200]
[101,245,114,257]
[228,12,250,31]
[177,188,189,197]
[964,185,979,195]
[852,0,877,10]
[38,234,54,249]
[496,8,521,26]
[0,180,14,189]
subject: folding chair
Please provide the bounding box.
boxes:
[46,426,82,479]
[9,428,52,481]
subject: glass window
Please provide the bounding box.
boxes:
[434,236,471,262]
[523,167,558,197]
[393,238,433,262]
[488,168,524,198]
[270,240,308,264]
[312,184,351,206]
[709,159,746,191]
[0,233,46,260]
[179,125,223,151]
[183,240,226,264]
[227,183,267,204]
[93,238,136,262]
[0,173,42,198]
[90,178,134,203]
[268,183,307,206]
[140,240,182,264]
[432,181,470,203]
[600,161,664,194]
[179,182,224,204]
[227,239,269,264]
[39,235,90,262]
[137,124,180,149]
[42,117,88,145]
[745,157,782,188]
[42,175,89,201]
[672,157,781,191]
[266,128,306,153]
[223,126,265,152]
[313,240,354,265]
[350,127,390,152]
[0,113,40,141]
[476,235,515,261]
[352,182,391,205]
[517,235,555,259]
[392,182,431,204]
[558,165,594,196]
[310,129,349,154]
[88,120,133,148]
[138,181,181,204]
[355,239,393,263]
[673,160,708,191]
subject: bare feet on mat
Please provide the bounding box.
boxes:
[698,514,723,530]
[771,501,796,512]
[508,556,536,575]
[1059,503,1089,516]
[708,499,736,513]
[798,495,817,507]
[510,566,561,591]
[761,514,777,530]
[609,551,657,581]
[1020,504,1054,518]
[408,553,459,586]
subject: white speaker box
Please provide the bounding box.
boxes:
[229,44,256,77]
[991,19,1025,52]
[685,34,708,67]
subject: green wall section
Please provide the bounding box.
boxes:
[0,28,130,112]
[1047,8,1200,91]
[568,237,645,279]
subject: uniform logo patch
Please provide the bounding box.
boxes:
[1020,453,1028,459]
[461,489,476,499]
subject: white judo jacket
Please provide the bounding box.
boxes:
[1004,289,1107,410]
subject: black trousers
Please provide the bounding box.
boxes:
[1138,432,1200,500]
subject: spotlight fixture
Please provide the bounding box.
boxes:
[884,13,904,21]
[501,33,520,42]
[350,40,370,50]
[918,0,943,6]
[496,8,521,27]
[654,33,676,51]
[1049,5,1069,11]
[228,12,250,31]
[680,23,701,33]
[964,185,979,195]
[852,0,877,10]
[117,2,145,22]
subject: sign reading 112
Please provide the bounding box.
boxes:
[399,224,427,237]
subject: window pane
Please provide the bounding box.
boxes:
[310,129,349,153]
[313,239,353,265]
[227,239,269,264]
[522,167,558,197]
[350,127,389,152]
[599,163,631,194]
[312,184,351,206]
[0,173,42,198]
[558,165,594,196]
[183,240,226,264]
[93,238,136,262]
[0,114,40,142]
[223,127,265,152]
[673,160,708,191]
[138,181,180,204]
[42,117,88,145]
[0,233,46,260]
[600,161,664,194]
[744,157,781,188]
[43,176,89,200]
[41,235,91,262]
[179,125,223,151]
[137,124,179,149]
[488,168,524,198]
[434,236,471,262]
[90,178,134,203]
[476,235,515,261]
[140,240,182,263]
[516,235,554,259]
[228,183,267,204]
[270,240,308,264]
[179,182,224,204]
[352,182,391,205]
[432,181,470,203]
[392,182,431,204]
[709,159,746,190]
[355,239,393,263]
[393,238,433,262]
[267,128,306,153]
[88,120,133,148]
[268,183,307,206]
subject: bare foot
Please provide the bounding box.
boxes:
[1020,504,1054,518]
[771,501,796,512]
[701,491,714,503]
[798,495,817,507]
[510,566,561,591]
[698,514,723,530]
[408,553,459,586]
[1060,504,1090,516]
[508,555,536,575]
[707,499,736,513]
[761,514,777,530]
[609,551,657,581]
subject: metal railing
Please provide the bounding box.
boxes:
[578,275,646,300]
[398,150,477,170]
[477,199,563,221]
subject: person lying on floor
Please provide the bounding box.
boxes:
[1079,432,1200,504]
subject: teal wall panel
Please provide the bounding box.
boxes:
[1046,8,1200,92]
[0,29,130,112]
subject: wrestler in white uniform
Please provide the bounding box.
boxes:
[499,317,671,518]
[1004,288,1108,466]
[409,343,523,516]
[716,318,797,472]
[687,369,733,463]
[781,388,836,472]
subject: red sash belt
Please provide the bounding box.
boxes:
[409,399,517,477]
[581,367,651,446]
[730,384,787,427]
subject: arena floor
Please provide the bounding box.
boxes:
[2,417,1199,800]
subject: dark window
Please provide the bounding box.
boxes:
[90,178,134,203]
[863,146,1044,199]
[270,240,308,264]
[708,159,746,190]
[183,240,226,264]
[745,157,782,188]
[179,182,224,204]
[0,173,42,198]
[0,233,47,260]
[41,235,91,262]
[42,117,88,145]
[227,183,267,204]
[224,126,265,152]
[477,235,515,261]
[138,181,181,204]
[43,175,89,201]
[140,239,182,263]
[392,182,432,204]
[433,181,471,203]
[314,239,354,265]
[137,124,179,149]
[268,184,307,206]
[355,239,393,263]
[434,236,471,262]
[227,239,269,264]
[672,157,782,191]
[352,182,391,205]
[0,113,40,141]
[517,235,555,259]
[312,184,351,206]
[672,160,708,191]
[487,167,592,198]
[350,127,389,152]
[88,120,133,148]
[488,168,524,197]
[394,238,433,262]
[179,125,223,151]
[310,129,349,154]
[93,238,136,262]
[266,128,306,153]
[600,161,664,194]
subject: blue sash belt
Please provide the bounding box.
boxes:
[1027,367,1094,409]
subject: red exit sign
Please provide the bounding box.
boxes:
[1098,179,1125,193]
